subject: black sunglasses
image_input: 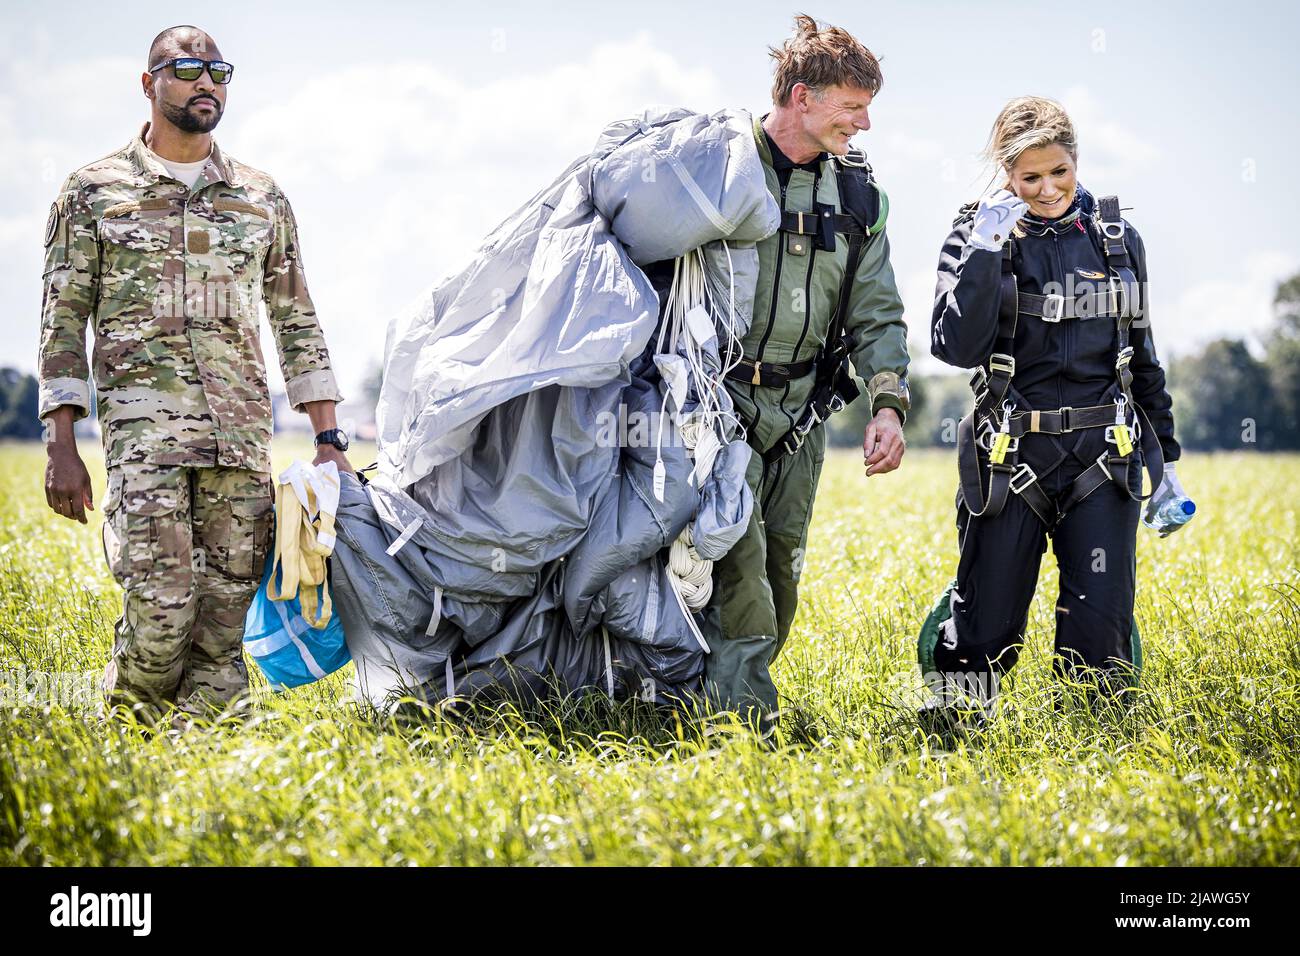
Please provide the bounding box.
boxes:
[149,57,234,84]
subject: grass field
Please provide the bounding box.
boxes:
[1,439,1297,865]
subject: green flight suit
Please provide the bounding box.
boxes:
[701,114,910,728]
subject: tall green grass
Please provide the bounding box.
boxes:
[1,441,1297,865]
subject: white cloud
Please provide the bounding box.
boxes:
[899,266,947,375]
[217,33,727,407]
[1161,248,1293,356]
[879,129,946,164]
[1,36,726,413]
[1060,84,1162,182]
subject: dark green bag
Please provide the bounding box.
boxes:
[916,580,1143,683]
[916,580,958,678]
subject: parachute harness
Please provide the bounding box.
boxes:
[956,194,1164,529]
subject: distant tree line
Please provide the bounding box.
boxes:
[0,368,42,440]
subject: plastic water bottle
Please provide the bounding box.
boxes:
[1144,496,1196,534]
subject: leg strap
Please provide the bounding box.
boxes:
[957,411,1014,518]
[1008,463,1057,527]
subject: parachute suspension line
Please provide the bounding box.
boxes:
[701,241,748,444]
[667,534,713,654]
[668,526,714,610]
[653,244,741,623]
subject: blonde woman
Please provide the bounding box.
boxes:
[921,96,1186,720]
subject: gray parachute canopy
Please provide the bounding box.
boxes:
[330,107,778,710]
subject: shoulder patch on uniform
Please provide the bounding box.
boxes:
[44,202,59,247]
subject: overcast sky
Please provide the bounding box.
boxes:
[3,0,1297,416]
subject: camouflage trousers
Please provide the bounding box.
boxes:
[100,462,273,724]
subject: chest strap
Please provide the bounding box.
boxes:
[1018,289,1121,322]
[780,208,865,239]
[1006,402,1119,438]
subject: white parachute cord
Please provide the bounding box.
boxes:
[703,241,745,383]
[665,552,712,653]
[652,243,743,628]
[687,245,742,467]
[668,526,714,607]
[662,251,721,612]
[654,255,692,503]
[652,382,669,502]
[722,240,743,387]
[657,256,683,356]
[707,241,749,446]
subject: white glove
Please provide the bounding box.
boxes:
[969,189,1029,252]
[1143,462,1190,536]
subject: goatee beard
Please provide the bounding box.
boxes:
[161,99,221,134]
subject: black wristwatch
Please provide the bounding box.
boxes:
[314,428,350,451]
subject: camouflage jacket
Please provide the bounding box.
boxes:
[38,123,343,472]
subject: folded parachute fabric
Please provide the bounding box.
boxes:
[333,107,779,712]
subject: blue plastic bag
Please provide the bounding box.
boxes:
[243,551,351,690]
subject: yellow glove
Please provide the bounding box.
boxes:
[267,462,341,629]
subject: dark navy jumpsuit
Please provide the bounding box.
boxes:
[930,184,1180,690]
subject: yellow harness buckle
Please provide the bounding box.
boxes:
[1110,424,1133,457]
[990,432,1012,465]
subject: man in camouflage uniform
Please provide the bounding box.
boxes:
[39,25,353,728]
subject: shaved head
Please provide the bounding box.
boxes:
[147,25,216,69]
[143,25,227,138]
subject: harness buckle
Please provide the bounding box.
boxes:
[1101,220,1125,241]
[976,417,1019,457]
[1058,406,1075,433]
[968,366,989,405]
[1108,273,1129,317]
[989,353,1016,378]
[1009,463,1038,494]
[1040,293,1066,323]
[989,433,1019,465]
[1105,424,1134,456]
[1092,450,1119,480]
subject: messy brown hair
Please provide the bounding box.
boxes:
[769,13,883,106]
